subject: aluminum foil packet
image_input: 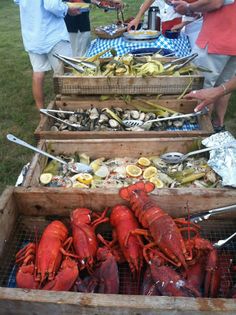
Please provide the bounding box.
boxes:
[202,131,236,188]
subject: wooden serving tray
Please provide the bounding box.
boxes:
[0,187,236,314]
[34,95,213,140]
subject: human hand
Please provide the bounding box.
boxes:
[127,18,139,31]
[184,86,224,112]
[171,1,189,15]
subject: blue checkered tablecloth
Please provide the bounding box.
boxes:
[86,34,191,58]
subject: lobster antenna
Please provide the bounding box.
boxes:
[186,201,191,241]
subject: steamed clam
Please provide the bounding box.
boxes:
[48,106,199,132]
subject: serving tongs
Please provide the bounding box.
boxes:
[40,109,83,129]
[53,53,85,73]
[123,107,209,129]
[7,134,93,174]
[163,53,198,71]
[57,54,97,70]
[189,204,236,224]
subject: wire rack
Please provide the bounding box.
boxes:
[0,215,235,296]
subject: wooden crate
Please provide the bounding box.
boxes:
[21,138,235,200]
[34,96,213,140]
[53,74,204,95]
[0,187,236,315]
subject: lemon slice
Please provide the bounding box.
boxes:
[76,173,93,185]
[72,182,89,188]
[95,165,109,178]
[149,176,164,188]
[138,157,151,167]
[40,173,53,185]
[90,158,105,172]
[143,166,158,179]
[126,165,142,178]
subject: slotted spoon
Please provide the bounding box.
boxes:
[7,134,93,174]
[161,141,236,164]
[123,107,208,129]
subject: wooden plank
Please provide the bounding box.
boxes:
[0,187,17,256]
[14,187,236,217]
[0,188,236,314]
[0,288,236,315]
[34,99,213,140]
[53,75,204,95]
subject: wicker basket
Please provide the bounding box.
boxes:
[94,26,127,39]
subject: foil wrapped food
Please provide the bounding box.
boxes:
[202,131,236,188]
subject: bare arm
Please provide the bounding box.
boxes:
[184,77,236,111]
[171,0,224,15]
[127,0,155,30]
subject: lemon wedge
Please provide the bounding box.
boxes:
[149,176,164,188]
[143,166,158,179]
[95,165,109,178]
[40,173,53,185]
[76,173,93,185]
[126,165,142,178]
[138,157,151,167]
[90,158,105,172]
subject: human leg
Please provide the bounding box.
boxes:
[28,53,51,110]
[32,72,45,110]
[76,31,91,57]
[213,56,236,129]
[49,40,72,74]
[68,33,78,57]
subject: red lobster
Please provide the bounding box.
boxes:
[110,204,143,276]
[15,220,78,290]
[70,207,109,271]
[119,181,188,268]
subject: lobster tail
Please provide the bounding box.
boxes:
[119,181,155,201]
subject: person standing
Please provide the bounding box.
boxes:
[127,0,182,34]
[64,1,91,57]
[172,0,236,132]
[14,0,79,110]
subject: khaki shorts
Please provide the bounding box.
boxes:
[192,45,236,88]
[28,41,72,74]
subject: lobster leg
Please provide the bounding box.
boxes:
[204,248,220,298]
[15,243,36,265]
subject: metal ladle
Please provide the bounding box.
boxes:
[161,141,236,164]
[122,107,208,129]
[7,134,93,174]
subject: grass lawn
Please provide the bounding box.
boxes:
[0,0,235,194]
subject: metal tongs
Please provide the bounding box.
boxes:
[163,53,198,71]
[53,54,97,73]
[189,204,236,224]
[40,109,83,129]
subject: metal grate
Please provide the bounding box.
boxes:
[0,215,235,296]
